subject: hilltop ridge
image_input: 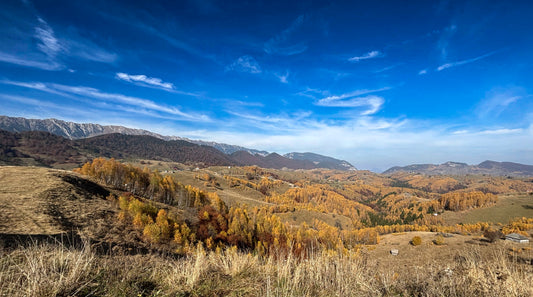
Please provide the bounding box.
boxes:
[384,160,533,177]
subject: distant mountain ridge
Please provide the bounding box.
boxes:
[384,161,533,177]
[284,152,356,170]
[0,130,238,167]
[0,116,356,170]
[231,151,316,170]
[0,115,268,156]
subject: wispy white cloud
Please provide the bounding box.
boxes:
[373,63,402,73]
[295,87,330,99]
[0,79,74,97]
[418,69,428,75]
[317,95,384,115]
[275,71,289,83]
[226,55,262,74]
[348,50,382,62]
[0,14,117,70]
[452,130,469,135]
[223,110,320,133]
[452,128,523,136]
[51,84,205,120]
[34,17,63,59]
[100,11,215,61]
[116,72,174,90]
[437,51,497,71]
[476,87,528,118]
[315,87,391,115]
[0,94,103,124]
[318,86,391,102]
[264,15,307,56]
[477,128,523,135]
[0,16,64,70]
[0,80,210,122]
[64,36,117,63]
[226,111,286,124]
[0,52,62,70]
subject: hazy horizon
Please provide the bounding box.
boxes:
[1,0,532,171]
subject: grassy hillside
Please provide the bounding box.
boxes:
[441,193,533,225]
[0,166,111,235]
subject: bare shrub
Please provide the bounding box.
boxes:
[483,229,503,242]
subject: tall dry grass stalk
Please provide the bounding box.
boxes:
[0,241,97,296]
[1,241,531,296]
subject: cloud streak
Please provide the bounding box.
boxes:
[476,87,528,118]
[100,11,215,61]
[315,87,391,115]
[349,50,382,62]
[226,55,262,74]
[264,15,307,56]
[116,73,174,90]
[0,14,117,71]
[0,80,209,122]
[317,95,385,115]
[318,87,391,102]
[373,63,402,73]
[34,17,62,59]
[0,52,62,70]
[437,51,497,71]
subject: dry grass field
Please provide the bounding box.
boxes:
[1,237,531,297]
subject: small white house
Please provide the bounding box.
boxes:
[505,233,530,243]
[390,249,399,256]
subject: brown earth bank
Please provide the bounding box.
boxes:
[0,166,167,254]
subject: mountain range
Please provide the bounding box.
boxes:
[0,115,267,155]
[3,116,532,175]
[0,115,356,170]
[384,161,533,177]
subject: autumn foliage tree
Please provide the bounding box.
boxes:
[76,158,210,208]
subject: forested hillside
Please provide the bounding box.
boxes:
[66,158,533,257]
[0,129,355,170]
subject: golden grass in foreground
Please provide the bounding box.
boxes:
[1,241,532,297]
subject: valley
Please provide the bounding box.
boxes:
[1,119,532,296]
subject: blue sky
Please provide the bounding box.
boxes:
[1,0,532,171]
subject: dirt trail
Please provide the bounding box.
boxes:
[217,188,273,207]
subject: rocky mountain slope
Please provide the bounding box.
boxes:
[0,115,266,155]
[384,161,533,177]
[230,151,317,170]
[284,152,356,170]
[0,116,355,170]
[0,129,355,170]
